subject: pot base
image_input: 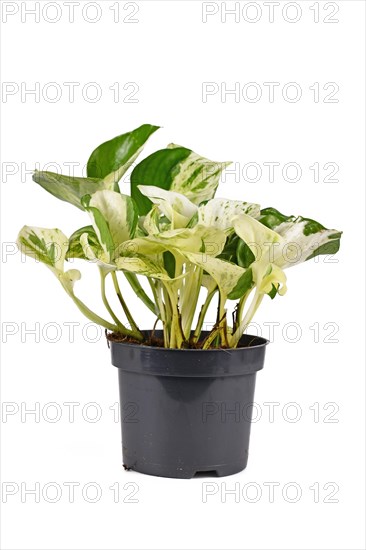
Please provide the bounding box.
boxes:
[123,456,248,479]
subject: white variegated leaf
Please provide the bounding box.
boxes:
[253,263,287,296]
[183,252,246,297]
[235,213,341,270]
[270,219,341,268]
[138,185,198,229]
[167,144,231,205]
[59,269,82,293]
[118,224,228,258]
[258,207,342,267]
[17,226,83,294]
[17,226,68,274]
[233,214,287,296]
[202,274,217,293]
[32,171,115,211]
[115,256,173,281]
[198,198,260,229]
[79,232,114,272]
[82,190,137,261]
[233,214,284,264]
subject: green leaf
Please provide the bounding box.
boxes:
[267,283,278,300]
[257,207,295,230]
[87,124,159,183]
[131,145,230,215]
[131,147,191,214]
[236,238,256,268]
[163,251,176,278]
[227,268,253,300]
[305,235,341,260]
[32,170,114,210]
[218,234,255,268]
[217,234,240,263]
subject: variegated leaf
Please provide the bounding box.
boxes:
[17,226,82,293]
[82,190,137,262]
[87,124,159,183]
[115,255,173,281]
[33,171,115,211]
[258,207,342,267]
[233,214,283,264]
[118,224,228,259]
[17,226,68,274]
[59,269,82,293]
[66,225,101,260]
[138,185,198,229]
[233,214,287,297]
[131,144,230,214]
[198,198,260,229]
[183,253,246,298]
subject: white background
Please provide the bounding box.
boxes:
[1,1,365,549]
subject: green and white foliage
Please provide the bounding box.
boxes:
[198,198,260,229]
[138,185,198,229]
[130,144,230,215]
[258,207,341,266]
[18,125,342,348]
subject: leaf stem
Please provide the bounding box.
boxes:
[192,289,217,343]
[99,268,125,331]
[111,271,142,336]
[61,284,119,333]
[229,290,264,347]
[181,265,202,339]
[124,272,158,316]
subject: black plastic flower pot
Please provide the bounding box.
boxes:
[110,331,268,479]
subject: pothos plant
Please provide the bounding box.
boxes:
[17,124,342,349]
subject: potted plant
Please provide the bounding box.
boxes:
[17,124,342,478]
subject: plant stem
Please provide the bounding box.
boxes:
[150,280,169,346]
[124,272,158,316]
[99,269,125,330]
[164,283,185,349]
[181,265,202,339]
[202,326,221,350]
[60,270,145,336]
[61,285,121,334]
[162,284,172,332]
[111,271,142,336]
[236,291,251,328]
[192,289,217,343]
[229,291,264,347]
